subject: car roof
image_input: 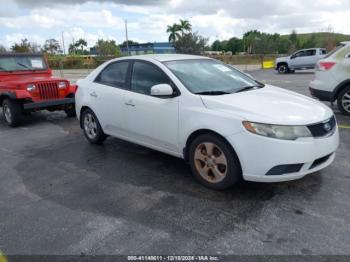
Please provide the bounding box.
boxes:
[118,54,210,62]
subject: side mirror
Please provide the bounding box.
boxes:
[150,84,174,97]
[290,55,295,59]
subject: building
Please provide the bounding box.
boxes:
[120,42,175,55]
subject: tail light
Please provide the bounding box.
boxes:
[317,61,336,71]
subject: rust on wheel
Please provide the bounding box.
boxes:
[194,142,228,183]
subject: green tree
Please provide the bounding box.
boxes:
[302,33,318,48]
[75,38,87,54]
[211,40,222,51]
[166,23,181,43]
[11,39,32,53]
[120,40,139,47]
[173,32,208,55]
[226,37,243,54]
[179,19,192,35]
[43,38,62,54]
[289,29,299,51]
[95,39,121,56]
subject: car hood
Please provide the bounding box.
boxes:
[275,56,289,62]
[200,85,333,125]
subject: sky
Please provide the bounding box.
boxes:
[1,0,350,52]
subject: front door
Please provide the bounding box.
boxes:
[123,61,180,154]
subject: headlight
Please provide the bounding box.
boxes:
[243,121,312,140]
[26,84,36,91]
[58,81,67,89]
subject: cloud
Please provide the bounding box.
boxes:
[13,0,168,7]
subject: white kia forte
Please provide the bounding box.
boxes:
[76,54,339,190]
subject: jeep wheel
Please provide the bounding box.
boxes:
[2,99,22,127]
[65,107,76,118]
[82,109,106,144]
[188,134,242,190]
[338,85,350,115]
[277,64,288,74]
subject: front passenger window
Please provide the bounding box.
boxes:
[131,62,170,95]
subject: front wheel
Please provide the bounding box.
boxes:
[188,134,242,190]
[81,109,106,144]
[277,64,288,74]
[337,85,350,115]
[2,99,22,127]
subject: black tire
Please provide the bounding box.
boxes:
[188,133,242,190]
[2,99,22,127]
[65,107,76,118]
[337,85,350,116]
[277,64,288,74]
[81,109,106,144]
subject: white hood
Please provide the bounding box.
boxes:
[201,85,333,125]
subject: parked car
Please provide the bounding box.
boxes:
[310,42,350,115]
[76,54,339,190]
[275,48,326,73]
[0,53,77,127]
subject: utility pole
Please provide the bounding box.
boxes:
[125,19,129,56]
[61,31,66,55]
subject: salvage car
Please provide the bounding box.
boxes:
[310,41,350,115]
[0,53,77,127]
[76,54,339,190]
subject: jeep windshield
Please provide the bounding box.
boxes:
[0,55,47,71]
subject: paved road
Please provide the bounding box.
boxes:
[0,70,349,256]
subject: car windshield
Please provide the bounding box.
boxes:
[0,55,47,71]
[163,59,261,94]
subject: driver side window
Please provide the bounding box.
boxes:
[294,51,306,58]
[131,61,170,95]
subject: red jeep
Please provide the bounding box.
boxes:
[0,53,77,127]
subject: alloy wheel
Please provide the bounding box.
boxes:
[341,91,350,113]
[84,113,98,140]
[194,142,228,183]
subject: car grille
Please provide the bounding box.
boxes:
[37,82,59,100]
[307,116,336,138]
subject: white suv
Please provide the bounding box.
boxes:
[310,42,350,115]
[76,54,339,190]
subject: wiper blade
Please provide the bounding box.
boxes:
[195,91,230,95]
[236,85,262,93]
[17,62,33,70]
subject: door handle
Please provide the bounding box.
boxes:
[90,91,98,98]
[125,100,135,107]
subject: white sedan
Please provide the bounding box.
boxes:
[76,54,339,190]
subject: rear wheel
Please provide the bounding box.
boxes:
[338,85,350,115]
[2,99,22,127]
[82,109,106,144]
[277,64,288,74]
[188,134,242,190]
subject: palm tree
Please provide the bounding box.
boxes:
[179,19,192,35]
[166,24,181,43]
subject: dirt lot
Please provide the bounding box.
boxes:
[0,69,349,256]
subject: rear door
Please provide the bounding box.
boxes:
[90,60,131,137]
[304,49,318,68]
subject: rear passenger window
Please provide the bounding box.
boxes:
[96,62,129,88]
[306,50,316,56]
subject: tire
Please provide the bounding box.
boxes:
[337,85,350,115]
[81,109,106,144]
[277,64,288,74]
[65,107,76,118]
[2,99,22,127]
[188,133,242,190]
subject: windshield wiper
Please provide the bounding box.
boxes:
[16,62,33,70]
[236,85,263,93]
[195,91,231,95]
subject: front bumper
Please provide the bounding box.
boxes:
[227,128,339,182]
[23,98,75,110]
